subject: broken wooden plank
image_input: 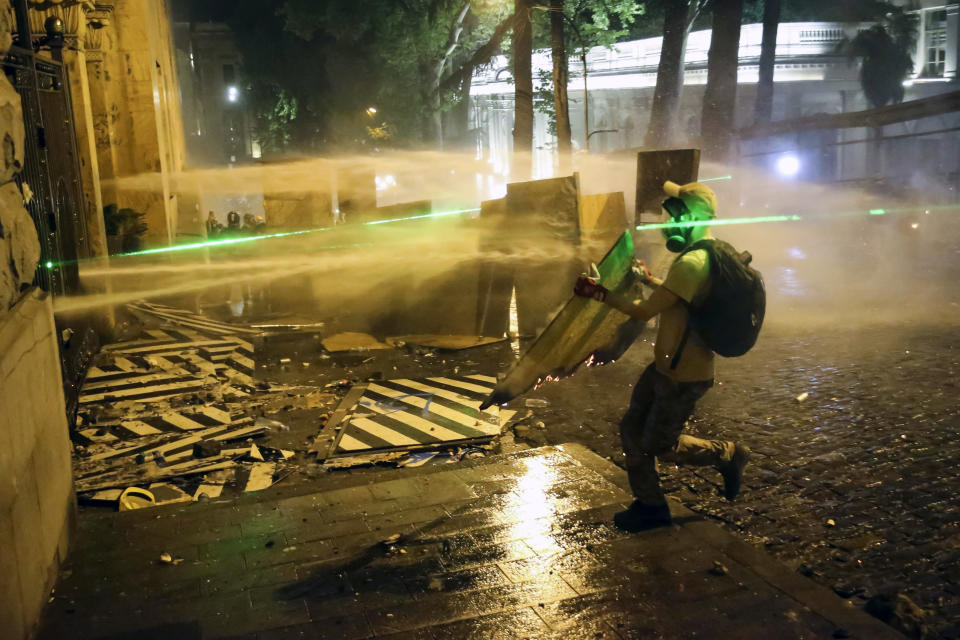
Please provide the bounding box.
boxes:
[321,332,393,352]
[388,335,507,351]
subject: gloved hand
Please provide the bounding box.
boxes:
[573,276,608,302]
[635,259,653,284]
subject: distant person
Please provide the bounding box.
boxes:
[226,211,241,233]
[254,215,266,235]
[573,181,763,532]
[205,211,221,238]
[242,213,257,234]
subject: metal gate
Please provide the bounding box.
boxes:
[3,42,88,296]
[5,4,97,423]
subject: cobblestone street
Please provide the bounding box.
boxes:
[514,320,960,638]
[233,307,960,638]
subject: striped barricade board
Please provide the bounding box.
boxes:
[127,301,260,336]
[73,421,268,492]
[78,367,214,405]
[325,375,515,457]
[75,404,249,443]
[104,328,252,362]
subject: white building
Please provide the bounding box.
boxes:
[469,4,960,189]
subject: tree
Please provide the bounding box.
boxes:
[428,0,472,146]
[841,9,919,109]
[644,1,710,148]
[550,0,572,159]
[753,0,780,124]
[513,0,535,177]
[700,0,743,159]
[531,0,641,153]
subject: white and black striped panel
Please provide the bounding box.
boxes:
[106,336,249,361]
[77,405,244,441]
[116,405,239,438]
[84,357,153,384]
[220,348,255,383]
[127,301,260,336]
[78,369,209,405]
[334,375,501,454]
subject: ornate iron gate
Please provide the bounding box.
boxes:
[3,43,88,295]
[6,4,97,422]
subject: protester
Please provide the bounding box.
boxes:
[573,180,757,532]
[205,211,222,238]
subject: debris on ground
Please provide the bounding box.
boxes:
[524,398,550,408]
[118,487,155,511]
[311,374,514,459]
[244,462,277,492]
[321,332,393,352]
[387,335,507,351]
[192,483,224,501]
[157,552,183,566]
[147,482,192,506]
[864,592,931,640]
[70,302,306,509]
[796,392,809,402]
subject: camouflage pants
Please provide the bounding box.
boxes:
[620,364,734,507]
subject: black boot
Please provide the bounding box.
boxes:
[719,444,750,500]
[613,501,673,532]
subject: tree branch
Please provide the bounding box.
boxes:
[439,11,524,94]
[436,0,473,83]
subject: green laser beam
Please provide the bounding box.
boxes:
[699,175,733,183]
[111,226,330,259]
[44,205,482,269]
[636,203,957,232]
[638,214,801,231]
[363,207,480,225]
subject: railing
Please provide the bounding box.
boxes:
[472,22,867,87]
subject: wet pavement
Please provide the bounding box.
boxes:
[39,444,902,639]
[253,318,960,637]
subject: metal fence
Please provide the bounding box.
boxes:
[3,39,88,296]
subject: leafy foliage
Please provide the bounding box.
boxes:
[530,0,644,145]
[839,6,918,108]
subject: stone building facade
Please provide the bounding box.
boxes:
[0,4,72,640]
[1,2,193,637]
[26,0,190,249]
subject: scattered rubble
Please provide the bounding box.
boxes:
[864,592,932,640]
[70,302,303,508]
[321,332,393,352]
[387,335,506,350]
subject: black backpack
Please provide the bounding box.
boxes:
[671,239,765,368]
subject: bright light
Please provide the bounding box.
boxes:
[374,174,397,191]
[366,106,377,116]
[910,222,919,229]
[776,155,800,177]
[45,261,53,269]
[227,85,239,102]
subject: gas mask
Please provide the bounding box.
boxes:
[661,197,697,253]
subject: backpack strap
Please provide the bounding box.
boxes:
[670,324,691,371]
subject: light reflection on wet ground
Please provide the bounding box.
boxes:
[41,445,899,638]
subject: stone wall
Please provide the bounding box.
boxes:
[31,0,190,248]
[0,291,73,640]
[0,6,74,640]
